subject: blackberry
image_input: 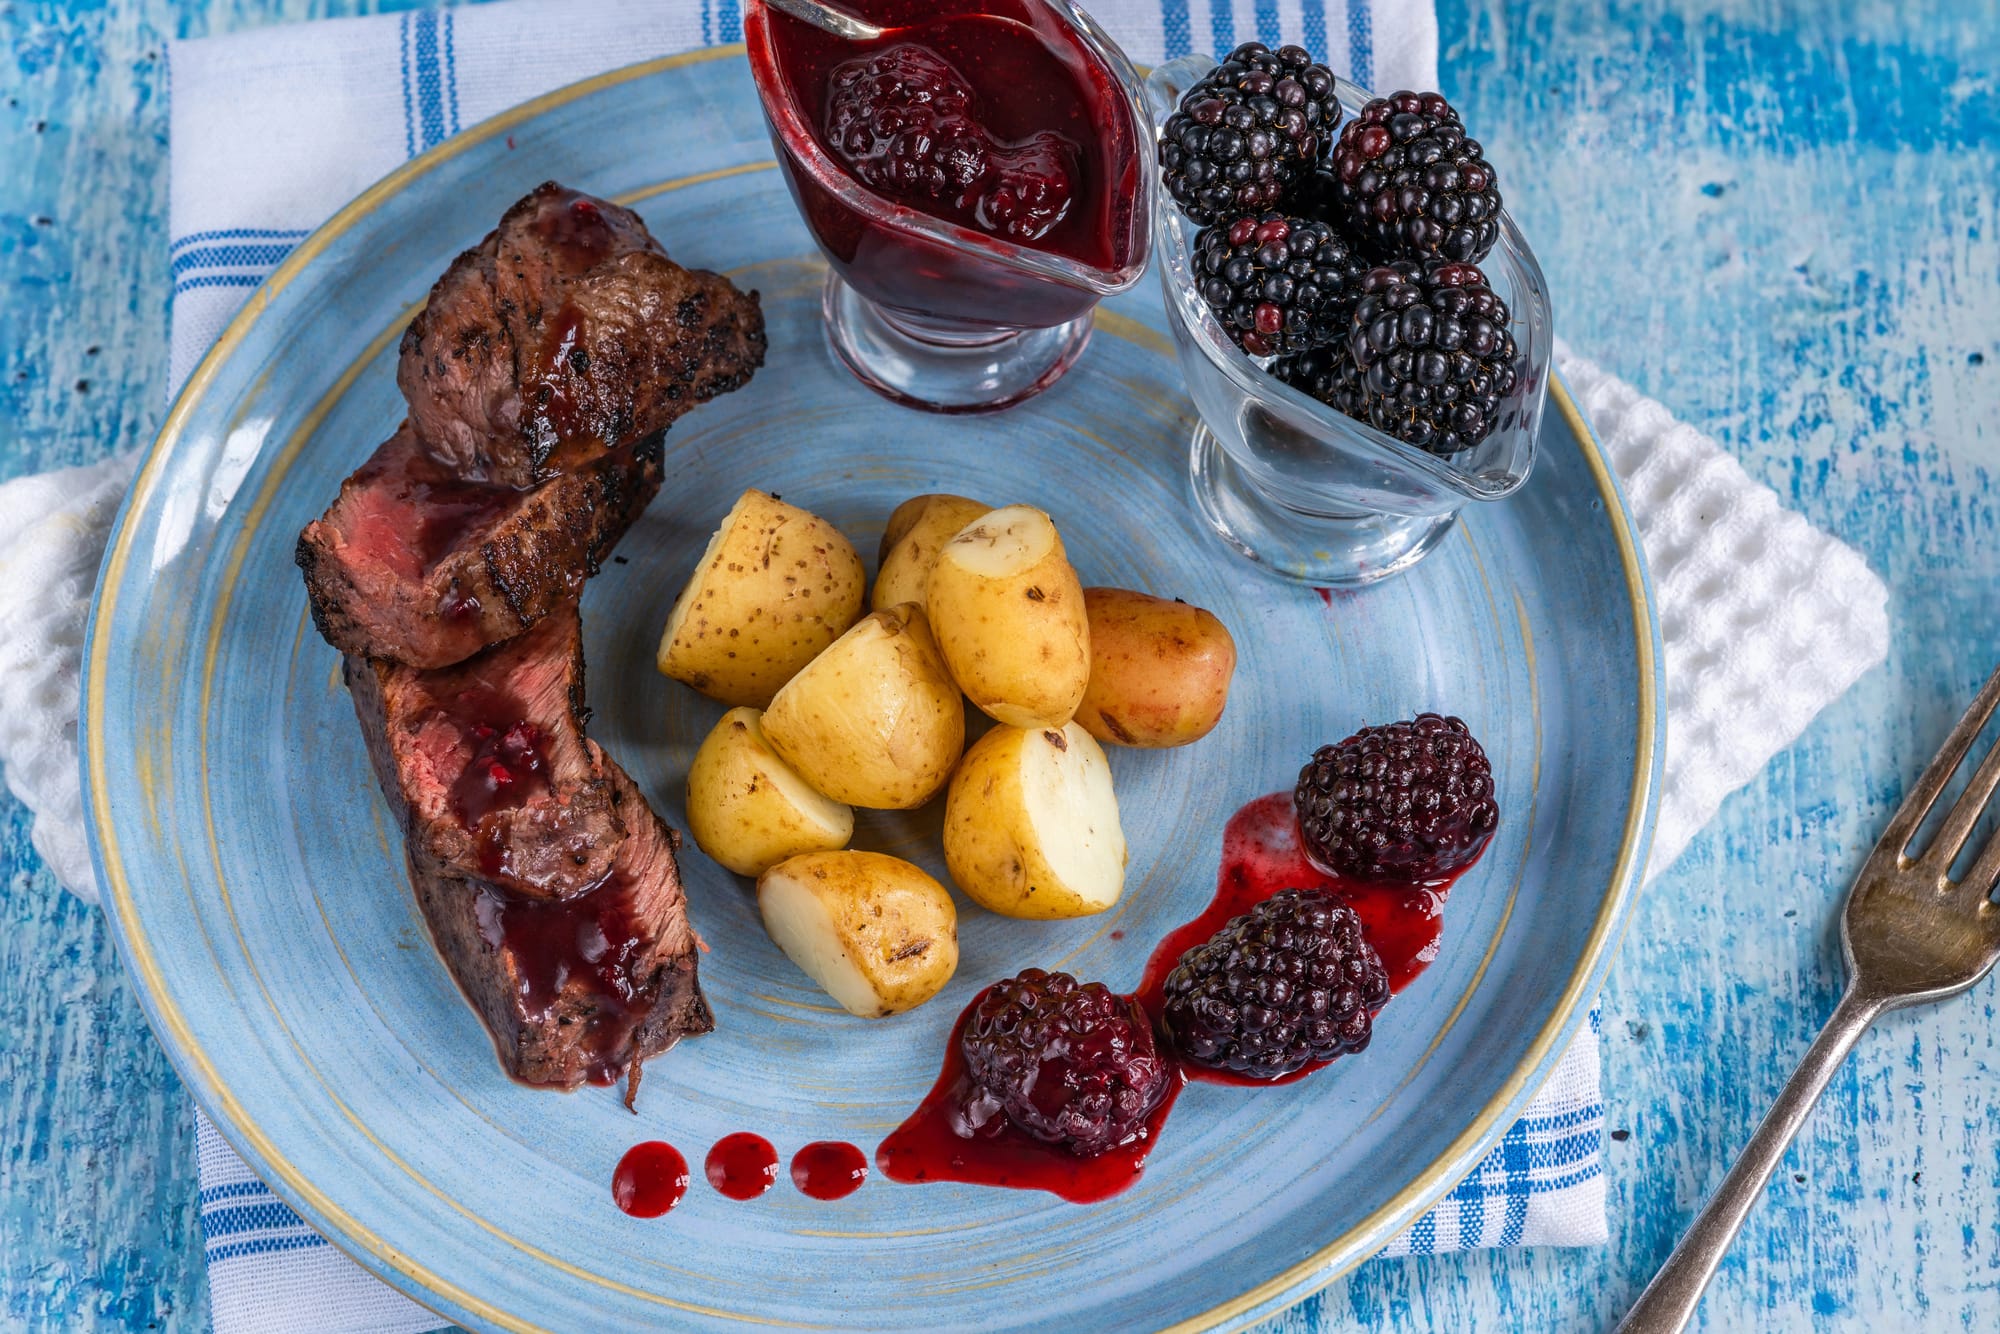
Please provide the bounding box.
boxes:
[1295,714,1499,882]
[957,969,1170,1157]
[1161,889,1390,1079]
[1327,91,1503,263]
[1273,341,1366,417]
[1158,43,1341,226]
[825,44,1073,242]
[1192,213,1367,357]
[1347,261,1518,454]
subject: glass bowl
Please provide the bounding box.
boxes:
[1146,56,1551,587]
[745,0,1154,413]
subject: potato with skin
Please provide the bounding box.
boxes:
[757,851,959,1017]
[926,505,1090,729]
[761,603,965,809]
[1075,588,1237,748]
[657,489,865,707]
[871,493,991,611]
[685,707,855,876]
[878,493,940,562]
[941,721,1127,919]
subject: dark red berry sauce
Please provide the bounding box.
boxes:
[880,789,1477,1198]
[791,1141,870,1199]
[613,1141,689,1218]
[749,0,1142,326]
[877,997,1183,1202]
[533,190,619,267]
[1134,791,1460,1086]
[475,869,650,1086]
[706,1132,781,1200]
[448,713,548,827]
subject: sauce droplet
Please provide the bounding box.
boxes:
[791,1141,869,1200]
[706,1133,781,1201]
[612,1141,689,1218]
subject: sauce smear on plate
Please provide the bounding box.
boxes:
[879,790,1477,1195]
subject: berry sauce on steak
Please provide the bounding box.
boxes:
[398,182,767,489]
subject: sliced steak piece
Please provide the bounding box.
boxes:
[342,601,622,899]
[398,181,767,488]
[347,608,712,1092]
[297,423,662,669]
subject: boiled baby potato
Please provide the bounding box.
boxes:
[926,504,1090,729]
[878,493,942,561]
[941,721,1126,919]
[871,493,991,611]
[685,707,854,877]
[757,850,959,1017]
[761,603,965,809]
[1075,588,1237,748]
[656,488,865,707]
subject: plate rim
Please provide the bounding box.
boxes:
[83,45,1664,1334]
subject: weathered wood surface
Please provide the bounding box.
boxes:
[1,0,1994,1329]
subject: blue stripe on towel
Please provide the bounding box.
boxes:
[398,12,416,158]
[198,1180,279,1208]
[170,227,308,255]
[1498,1123,1532,1245]
[1448,1166,1486,1249]
[1254,0,1282,47]
[1301,0,1326,62]
[1515,1104,1606,1136]
[1209,0,1237,56]
[444,10,461,136]
[205,1233,331,1266]
[410,10,449,152]
[201,1200,316,1242]
[719,0,741,43]
[1347,0,1374,89]
[1529,1163,1606,1195]
[172,273,276,294]
[1161,0,1192,58]
[169,243,295,280]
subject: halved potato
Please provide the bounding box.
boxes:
[657,489,865,707]
[1075,587,1237,747]
[926,504,1090,729]
[685,707,854,877]
[871,493,991,611]
[757,850,959,1017]
[761,603,965,809]
[941,721,1126,919]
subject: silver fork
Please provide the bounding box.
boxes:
[1617,665,2000,1333]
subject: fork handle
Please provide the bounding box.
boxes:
[1615,985,1886,1334]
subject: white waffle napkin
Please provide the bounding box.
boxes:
[0,2,1885,1330]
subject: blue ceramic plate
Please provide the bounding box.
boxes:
[85,49,1660,1334]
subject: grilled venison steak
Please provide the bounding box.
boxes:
[341,601,623,899]
[398,181,768,488]
[346,604,712,1091]
[296,425,663,669]
[304,182,753,1095]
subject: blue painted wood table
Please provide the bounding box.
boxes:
[2,1,1995,1329]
